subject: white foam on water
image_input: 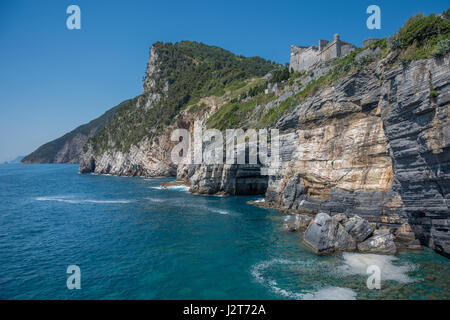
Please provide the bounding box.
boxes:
[251,258,356,300]
[35,196,132,204]
[149,185,190,192]
[338,252,415,284]
[210,208,230,215]
[144,197,164,203]
[253,198,265,203]
[167,185,190,191]
[308,287,357,300]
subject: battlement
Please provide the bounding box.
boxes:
[290,34,357,72]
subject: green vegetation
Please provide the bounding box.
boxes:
[391,12,450,61]
[257,12,450,127]
[432,36,450,57]
[430,86,439,98]
[257,95,300,127]
[206,92,274,130]
[269,67,290,83]
[90,41,278,154]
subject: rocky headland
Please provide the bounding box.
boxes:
[25,13,450,257]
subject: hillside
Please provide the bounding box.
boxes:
[23,41,278,164]
[21,99,131,163]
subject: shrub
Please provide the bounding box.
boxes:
[270,67,290,83]
[395,14,450,49]
[432,35,450,57]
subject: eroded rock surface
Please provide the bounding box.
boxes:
[303,212,357,254]
[357,232,397,255]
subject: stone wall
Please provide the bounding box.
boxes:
[290,34,357,72]
[290,45,320,73]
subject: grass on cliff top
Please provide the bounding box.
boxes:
[206,92,275,130]
[256,46,378,127]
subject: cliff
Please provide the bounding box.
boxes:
[264,51,449,257]
[79,41,278,176]
[68,13,450,257]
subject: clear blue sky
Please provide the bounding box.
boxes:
[0,0,448,162]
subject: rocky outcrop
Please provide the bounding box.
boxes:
[300,212,400,255]
[283,214,312,232]
[79,128,176,177]
[303,212,356,254]
[357,232,397,255]
[344,215,374,242]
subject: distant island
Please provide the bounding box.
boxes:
[3,156,24,164]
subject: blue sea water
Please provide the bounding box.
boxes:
[0,164,449,300]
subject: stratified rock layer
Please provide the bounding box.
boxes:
[266,53,450,257]
[303,212,357,254]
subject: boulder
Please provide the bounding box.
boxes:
[303,212,356,254]
[357,232,397,255]
[344,215,373,242]
[332,213,348,224]
[283,214,312,232]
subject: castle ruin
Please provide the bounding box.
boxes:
[289,34,358,72]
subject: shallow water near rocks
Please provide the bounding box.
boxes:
[0,164,449,299]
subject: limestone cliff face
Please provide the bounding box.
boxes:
[264,52,449,257]
[75,39,449,257]
[79,129,176,176]
[169,50,449,256]
[79,44,175,176]
[78,41,277,177]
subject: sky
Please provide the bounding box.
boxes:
[0,0,448,162]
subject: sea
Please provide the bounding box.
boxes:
[0,164,448,299]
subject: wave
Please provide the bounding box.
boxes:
[144,197,164,203]
[35,196,132,204]
[338,253,415,284]
[149,185,190,192]
[210,208,230,215]
[251,258,356,300]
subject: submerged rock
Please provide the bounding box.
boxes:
[344,215,373,242]
[357,232,397,255]
[303,213,356,254]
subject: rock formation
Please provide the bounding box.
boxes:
[30,14,450,257]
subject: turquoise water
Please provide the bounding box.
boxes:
[0,164,449,300]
